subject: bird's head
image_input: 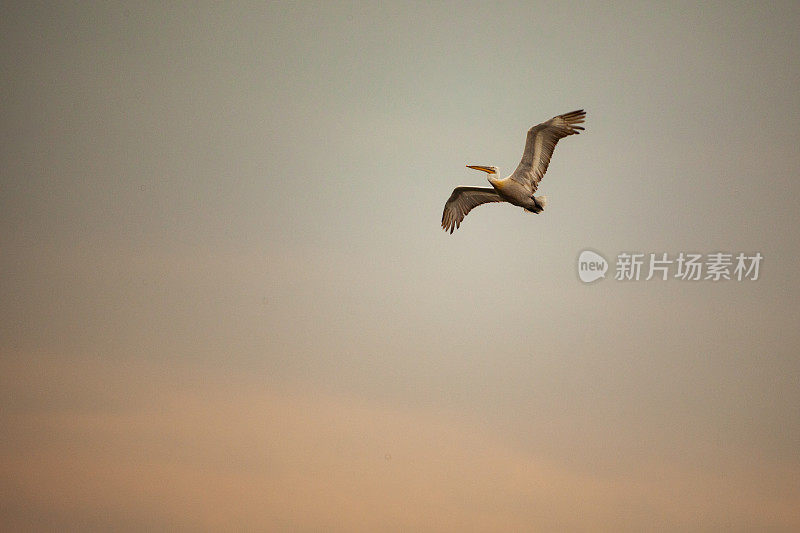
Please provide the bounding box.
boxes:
[467,165,498,184]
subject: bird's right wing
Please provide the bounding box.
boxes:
[511,109,585,192]
[441,186,504,233]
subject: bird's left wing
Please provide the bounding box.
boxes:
[441,186,504,233]
[511,109,585,192]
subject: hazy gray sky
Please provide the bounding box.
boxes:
[2,1,799,530]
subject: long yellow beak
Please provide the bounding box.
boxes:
[466,165,496,174]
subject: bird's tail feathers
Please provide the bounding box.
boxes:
[525,195,547,214]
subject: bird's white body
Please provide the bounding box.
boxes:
[487,175,547,214]
[441,109,585,233]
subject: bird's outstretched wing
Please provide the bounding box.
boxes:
[511,109,585,192]
[441,186,504,233]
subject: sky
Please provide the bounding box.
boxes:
[1,1,799,530]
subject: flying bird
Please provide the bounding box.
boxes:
[441,109,586,233]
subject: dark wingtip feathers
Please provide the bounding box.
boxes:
[560,109,586,135]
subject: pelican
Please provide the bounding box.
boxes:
[441,109,586,233]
